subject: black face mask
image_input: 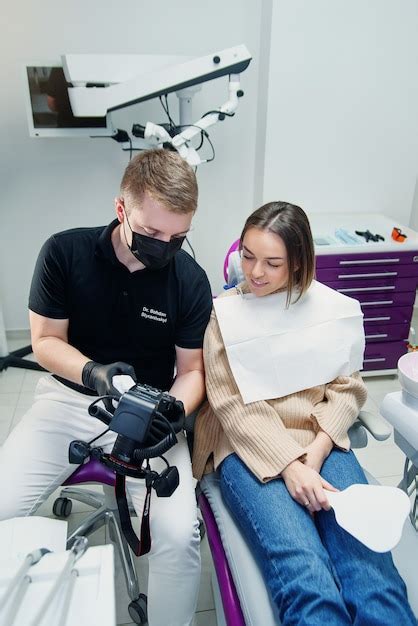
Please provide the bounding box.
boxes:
[130,231,185,270]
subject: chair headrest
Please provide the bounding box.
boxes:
[223,239,240,282]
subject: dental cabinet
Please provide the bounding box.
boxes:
[310,213,418,376]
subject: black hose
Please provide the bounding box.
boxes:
[133,433,177,461]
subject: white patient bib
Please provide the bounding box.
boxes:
[213,280,365,404]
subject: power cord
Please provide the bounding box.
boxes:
[185,237,196,259]
[159,95,177,131]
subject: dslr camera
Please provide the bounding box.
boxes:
[68,382,185,555]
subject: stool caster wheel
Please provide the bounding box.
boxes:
[129,594,147,624]
[53,497,73,518]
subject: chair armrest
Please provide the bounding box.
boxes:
[357,410,392,441]
[348,421,368,449]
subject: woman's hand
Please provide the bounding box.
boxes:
[281,459,338,512]
[304,430,334,474]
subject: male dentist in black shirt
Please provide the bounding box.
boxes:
[0,149,212,626]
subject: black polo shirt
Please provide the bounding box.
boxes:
[29,220,212,391]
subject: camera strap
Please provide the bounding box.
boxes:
[115,473,152,556]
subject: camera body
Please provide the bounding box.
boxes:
[109,383,182,464]
[70,381,184,468]
[111,384,176,443]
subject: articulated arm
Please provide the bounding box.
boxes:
[144,74,244,166]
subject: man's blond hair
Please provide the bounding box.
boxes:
[120,149,198,214]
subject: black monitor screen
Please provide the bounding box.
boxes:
[27,66,107,130]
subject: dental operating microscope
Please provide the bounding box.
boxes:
[25,45,252,166]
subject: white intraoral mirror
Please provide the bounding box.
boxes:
[113,374,137,394]
[326,484,410,553]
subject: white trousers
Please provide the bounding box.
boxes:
[0,376,200,626]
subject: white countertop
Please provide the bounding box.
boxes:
[308,212,418,255]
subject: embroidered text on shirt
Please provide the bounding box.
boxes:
[141,306,168,323]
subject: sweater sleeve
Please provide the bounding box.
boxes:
[311,372,368,450]
[204,310,306,482]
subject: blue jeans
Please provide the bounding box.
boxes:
[220,450,416,626]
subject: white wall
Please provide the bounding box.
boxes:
[3,1,418,332]
[0,0,262,330]
[262,0,418,226]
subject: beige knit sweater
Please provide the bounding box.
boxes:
[192,284,368,483]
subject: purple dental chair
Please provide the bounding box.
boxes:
[195,242,418,625]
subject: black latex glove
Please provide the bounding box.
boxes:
[166,400,185,433]
[82,361,137,412]
[146,400,185,442]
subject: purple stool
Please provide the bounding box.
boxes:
[55,458,148,624]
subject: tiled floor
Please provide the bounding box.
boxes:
[0,334,414,626]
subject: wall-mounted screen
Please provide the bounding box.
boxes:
[24,65,115,138]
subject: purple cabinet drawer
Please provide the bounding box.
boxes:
[355,291,416,308]
[362,341,408,371]
[362,305,413,325]
[364,321,409,342]
[316,250,418,269]
[316,264,418,282]
[326,276,416,293]
[314,248,417,372]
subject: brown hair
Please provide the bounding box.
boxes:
[240,201,315,305]
[120,149,198,214]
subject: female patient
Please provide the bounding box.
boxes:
[193,202,415,625]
